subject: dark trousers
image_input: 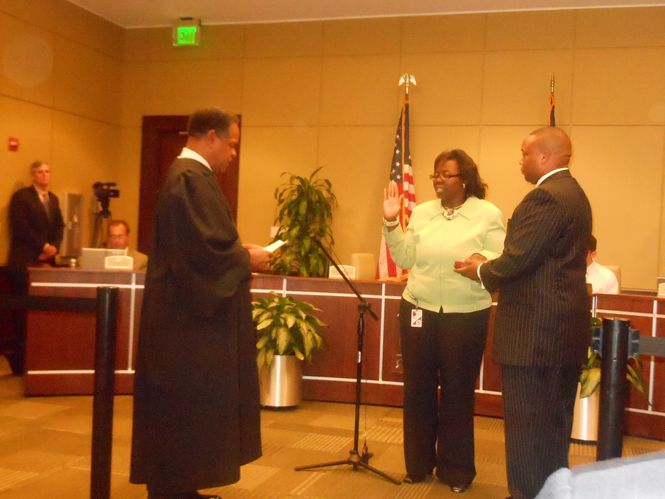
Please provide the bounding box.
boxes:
[5,268,29,375]
[399,299,489,484]
[501,365,579,499]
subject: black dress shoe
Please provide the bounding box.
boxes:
[404,466,435,484]
[403,473,426,483]
[148,492,220,499]
[450,482,470,493]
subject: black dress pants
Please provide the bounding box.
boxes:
[399,299,489,485]
[5,268,28,375]
[501,364,579,499]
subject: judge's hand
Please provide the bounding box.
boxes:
[43,243,57,256]
[243,243,271,273]
[453,253,487,282]
[383,181,403,225]
[38,244,58,260]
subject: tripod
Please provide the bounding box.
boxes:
[91,203,111,248]
[294,241,401,485]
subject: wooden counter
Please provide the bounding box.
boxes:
[24,270,665,440]
[592,293,665,440]
[25,267,144,395]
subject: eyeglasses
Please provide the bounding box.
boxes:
[429,172,461,181]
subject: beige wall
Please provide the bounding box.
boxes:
[1,2,664,290]
[0,0,125,255]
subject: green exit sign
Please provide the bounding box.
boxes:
[172,19,201,47]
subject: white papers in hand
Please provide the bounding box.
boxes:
[263,240,287,253]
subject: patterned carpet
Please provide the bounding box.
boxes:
[0,357,663,498]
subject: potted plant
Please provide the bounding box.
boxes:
[253,293,326,407]
[579,317,648,399]
[270,167,337,277]
[572,317,649,442]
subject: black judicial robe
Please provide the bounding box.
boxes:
[130,157,261,492]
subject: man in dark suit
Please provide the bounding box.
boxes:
[6,160,64,374]
[455,127,592,499]
[8,161,64,268]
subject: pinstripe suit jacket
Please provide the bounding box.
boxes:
[480,170,592,367]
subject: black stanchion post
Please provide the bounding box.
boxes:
[596,317,629,461]
[90,287,118,499]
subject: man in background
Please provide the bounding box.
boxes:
[8,161,64,268]
[586,234,619,294]
[5,160,64,374]
[106,219,148,270]
[455,127,592,498]
[130,108,270,499]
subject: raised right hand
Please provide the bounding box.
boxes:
[383,181,403,221]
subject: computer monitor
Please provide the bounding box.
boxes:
[79,247,126,270]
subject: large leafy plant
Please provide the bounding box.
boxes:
[253,294,325,369]
[271,167,337,277]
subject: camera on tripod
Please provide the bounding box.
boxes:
[93,182,120,217]
[91,182,120,247]
[93,181,120,201]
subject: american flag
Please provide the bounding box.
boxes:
[377,93,416,279]
[548,92,556,127]
[548,76,556,127]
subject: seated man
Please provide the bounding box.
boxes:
[107,220,148,271]
[586,235,619,294]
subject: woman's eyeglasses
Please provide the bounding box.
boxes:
[429,173,461,181]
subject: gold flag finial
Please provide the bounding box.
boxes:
[550,74,556,93]
[398,73,417,95]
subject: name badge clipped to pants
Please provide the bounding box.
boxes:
[410,308,423,328]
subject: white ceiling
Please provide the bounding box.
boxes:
[66,0,665,28]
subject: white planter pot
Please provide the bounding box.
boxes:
[258,354,302,408]
[571,383,600,442]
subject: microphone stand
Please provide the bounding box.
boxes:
[294,238,401,485]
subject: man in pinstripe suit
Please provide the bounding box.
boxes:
[455,127,592,498]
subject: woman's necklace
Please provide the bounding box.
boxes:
[441,201,464,220]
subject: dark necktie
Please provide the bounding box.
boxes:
[41,192,51,220]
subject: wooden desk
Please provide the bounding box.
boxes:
[592,293,665,440]
[24,270,665,440]
[249,275,505,415]
[25,267,144,395]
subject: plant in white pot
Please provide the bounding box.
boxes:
[253,293,325,407]
[579,317,648,399]
[572,316,650,442]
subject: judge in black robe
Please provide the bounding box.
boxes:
[130,109,270,499]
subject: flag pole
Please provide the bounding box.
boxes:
[549,74,556,127]
[397,74,416,227]
[377,74,417,279]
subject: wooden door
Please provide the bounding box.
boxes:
[138,115,240,254]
